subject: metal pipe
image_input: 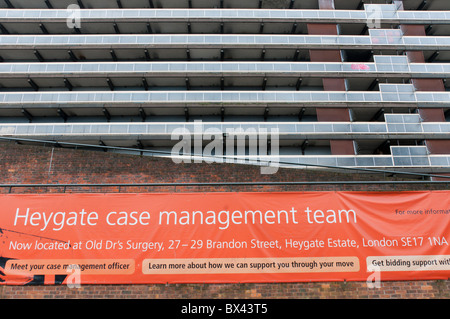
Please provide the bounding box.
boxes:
[0,180,447,190]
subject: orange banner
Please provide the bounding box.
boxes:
[0,191,449,285]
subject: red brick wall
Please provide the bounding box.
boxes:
[0,141,448,299]
[2,281,449,299]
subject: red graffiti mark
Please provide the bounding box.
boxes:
[351,63,370,70]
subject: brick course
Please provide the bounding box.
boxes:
[0,141,449,299]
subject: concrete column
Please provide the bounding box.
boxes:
[398,4,450,155]
[307,0,355,155]
[397,1,450,180]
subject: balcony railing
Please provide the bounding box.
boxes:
[0,56,448,79]
[0,114,448,138]
[0,85,446,108]
[0,31,447,51]
[0,6,449,25]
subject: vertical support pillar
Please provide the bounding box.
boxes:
[307,0,355,155]
[397,1,450,179]
[397,2,450,158]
